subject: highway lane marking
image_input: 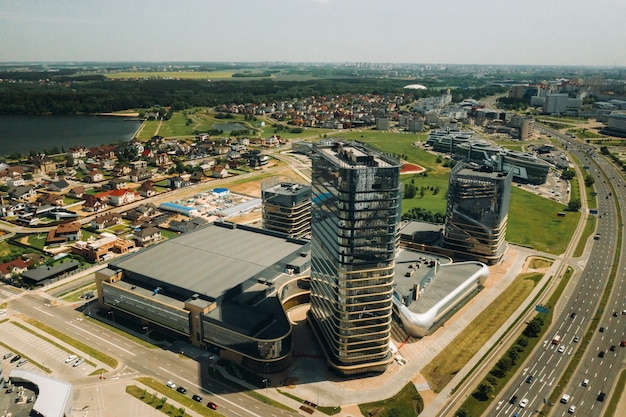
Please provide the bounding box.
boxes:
[158,366,264,417]
[34,306,54,317]
[67,321,136,356]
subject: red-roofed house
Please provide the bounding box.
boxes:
[0,257,33,279]
[109,189,137,206]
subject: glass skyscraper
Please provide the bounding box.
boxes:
[444,163,512,264]
[308,141,401,375]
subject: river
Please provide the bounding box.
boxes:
[0,115,144,156]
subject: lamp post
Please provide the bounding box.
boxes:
[142,324,149,341]
[107,310,115,323]
[262,378,268,396]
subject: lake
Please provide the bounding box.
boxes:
[0,115,144,156]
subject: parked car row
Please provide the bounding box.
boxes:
[165,380,218,410]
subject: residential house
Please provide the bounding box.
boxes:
[83,195,108,212]
[46,221,82,245]
[6,177,26,187]
[71,233,135,262]
[134,226,162,246]
[138,180,157,198]
[211,165,229,178]
[46,179,70,192]
[189,171,205,183]
[130,160,148,170]
[122,203,160,223]
[30,154,57,174]
[68,186,85,198]
[169,176,190,189]
[69,147,88,159]
[0,257,33,279]
[152,153,170,167]
[129,167,152,182]
[109,178,127,190]
[87,170,104,183]
[168,217,208,233]
[90,212,123,230]
[8,186,36,201]
[108,189,137,206]
[37,193,64,207]
[112,163,131,177]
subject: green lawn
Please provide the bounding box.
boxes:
[507,187,579,253]
[359,383,424,417]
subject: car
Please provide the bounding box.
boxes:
[510,395,518,404]
[598,351,605,358]
[0,309,6,315]
[582,379,589,387]
[621,340,626,347]
[176,386,187,394]
[73,357,84,367]
[3,352,14,360]
[166,380,176,389]
[558,345,566,353]
[65,355,77,363]
[613,311,618,317]
[192,394,203,402]
[573,336,580,343]
[526,375,534,383]
[16,358,28,367]
[568,405,576,413]
[10,354,21,363]
[207,402,218,410]
[519,398,529,408]
[599,326,605,332]
[597,392,606,402]
[570,312,577,319]
[610,345,616,351]
[622,310,626,315]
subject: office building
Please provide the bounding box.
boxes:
[308,141,401,375]
[262,181,312,239]
[444,163,512,265]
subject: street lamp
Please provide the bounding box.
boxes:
[107,310,115,323]
[142,325,149,341]
[262,378,268,396]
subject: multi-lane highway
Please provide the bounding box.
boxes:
[488,129,625,417]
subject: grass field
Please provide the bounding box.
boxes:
[422,270,544,392]
[359,382,424,417]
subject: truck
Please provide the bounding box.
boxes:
[552,335,561,345]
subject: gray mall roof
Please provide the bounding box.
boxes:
[109,222,308,300]
[9,369,72,417]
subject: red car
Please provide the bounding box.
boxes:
[207,401,218,410]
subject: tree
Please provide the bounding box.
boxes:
[584,175,595,187]
[523,316,544,338]
[568,199,581,212]
[477,382,494,399]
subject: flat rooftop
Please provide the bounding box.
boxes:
[109,222,309,300]
[393,248,484,315]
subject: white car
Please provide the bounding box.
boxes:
[558,345,566,353]
[65,355,77,363]
[166,380,176,389]
[568,405,576,413]
[73,357,84,367]
[0,309,6,315]
[519,398,529,408]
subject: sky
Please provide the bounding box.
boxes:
[1,0,625,67]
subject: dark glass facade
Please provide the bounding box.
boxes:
[309,141,401,375]
[444,163,512,264]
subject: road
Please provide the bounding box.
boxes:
[1,286,304,417]
[485,127,625,417]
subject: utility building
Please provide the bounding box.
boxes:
[444,163,512,265]
[308,141,401,375]
[262,181,312,239]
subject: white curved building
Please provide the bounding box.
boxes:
[391,249,489,337]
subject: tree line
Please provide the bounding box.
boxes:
[0,76,507,115]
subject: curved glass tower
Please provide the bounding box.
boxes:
[308,141,401,375]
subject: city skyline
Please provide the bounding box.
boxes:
[1,0,626,67]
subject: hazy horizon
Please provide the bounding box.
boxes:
[2,0,626,67]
